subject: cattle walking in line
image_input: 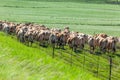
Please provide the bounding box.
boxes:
[88,36,96,53]
[0,20,118,54]
[106,36,116,53]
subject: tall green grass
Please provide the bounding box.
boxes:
[0,32,99,80]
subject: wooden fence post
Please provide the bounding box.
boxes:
[97,54,100,77]
[83,52,85,69]
[71,50,72,66]
[109,55,112,80]
[52,44,55,58]
[60,48,62,58]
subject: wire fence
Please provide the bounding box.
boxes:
[47,46,120,80]
[5,34,120,80]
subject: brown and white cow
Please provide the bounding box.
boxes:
[106,36,116,53]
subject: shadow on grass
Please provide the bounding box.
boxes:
[24,0,120,5]
[115,53,120,57]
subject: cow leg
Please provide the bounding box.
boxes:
[30,41,32,47]
[73,45,77,52]
[58,43,60,49]
[103,47,106,53]
[89,46,91,51]
[113,47,116,53]
[17,36,19,41]
[82,44,84,49]
[26,41,28,46]
[39,42,41,46]
[26,41,29,46]
[62,45,65,50]
[90,46,93,54]
[93,46,95,52]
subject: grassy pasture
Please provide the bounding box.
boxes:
[0,0,120,80]
[0,0,120,36]
[0,32,99,80]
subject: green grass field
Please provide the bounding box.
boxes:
[0,0,120,36]
[0,0,120,80]
[0,32,100,80]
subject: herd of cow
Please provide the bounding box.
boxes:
[0,20,119,54]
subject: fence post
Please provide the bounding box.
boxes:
[52,44,55,58]
[109,55,112,80]
[71,50,72,66]
[97,53,100,77]
[83,52,85,69]
[60,48,62,58]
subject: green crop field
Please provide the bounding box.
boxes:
[0,0,120,80]
[0,0,120,36]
